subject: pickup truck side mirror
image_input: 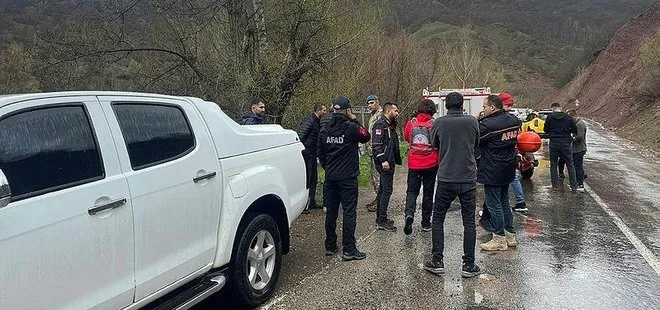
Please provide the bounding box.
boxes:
[0,169,11,209]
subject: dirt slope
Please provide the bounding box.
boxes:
[538,5,660,152]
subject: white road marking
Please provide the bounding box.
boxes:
[583,183,660,275]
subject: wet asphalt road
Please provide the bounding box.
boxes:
[199,122,659,309]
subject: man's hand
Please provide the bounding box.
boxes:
[348,109,357,120]
[382,161,390,171]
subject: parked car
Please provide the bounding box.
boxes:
[0,92,308,309]
[521,109,553,138]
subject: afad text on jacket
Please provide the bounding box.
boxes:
[317,113,371,181]
[477,110,522,186]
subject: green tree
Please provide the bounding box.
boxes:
[0,43,40,93]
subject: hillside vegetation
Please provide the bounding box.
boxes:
[0,0,658,129]
[539,5,660,152]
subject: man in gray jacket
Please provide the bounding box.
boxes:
[567,110,587,192]
[423,92,481,278]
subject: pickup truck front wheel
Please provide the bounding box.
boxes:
[229,213,282,307]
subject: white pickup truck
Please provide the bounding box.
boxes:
[0,92,308,309]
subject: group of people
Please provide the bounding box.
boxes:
[289,92,524,277]
[244,91,588,278]
[543,100,588,192]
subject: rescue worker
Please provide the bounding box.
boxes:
[403,99,438,235]
[544,102,578,191]
[478,95,521,251]
[317,96,371,261]
[372,102,401,232]
[241,98,266,125]
[498,93,528,212]
[423,92,481,278]
[365,94,382,212]
[299,104,327,213]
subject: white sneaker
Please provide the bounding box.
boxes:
[576,186,586,193]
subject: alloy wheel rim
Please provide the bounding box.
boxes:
[246,230,276,290]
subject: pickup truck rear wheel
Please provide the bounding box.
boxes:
[229,213,282,307]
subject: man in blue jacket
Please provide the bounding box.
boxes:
[241,98,266,125]
[543,102,578,191]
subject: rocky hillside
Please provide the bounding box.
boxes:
[538,5,660,152]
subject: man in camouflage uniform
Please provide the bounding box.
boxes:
[366,94,382,212]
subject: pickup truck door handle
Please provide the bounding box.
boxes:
[193,172,217,183]
[88,198,127,215]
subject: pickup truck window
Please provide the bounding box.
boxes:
[112,103,195,170]
[0,105,104,200]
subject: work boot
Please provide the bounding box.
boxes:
[423,259,445,275]
[480,234,508,251]
[377,220,397,232]
[461,263,481,278]
[513,202,528,212]
[404,215,414,235]
[505,231,518,247]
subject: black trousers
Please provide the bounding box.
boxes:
[324,177,358,252]
[376,167,395,223]
[404,167,437,224]
[549,140,577,188]
[573,151,586,186]
[559,151,586,185]
[431,182,477,264]
[304,153,318,207]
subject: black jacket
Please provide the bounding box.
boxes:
[241,111,264,125]
[543,112,576,142]
[477,110,521,186]
[317,114,371,181]
[298,113,321,156]
[372,116,402,173]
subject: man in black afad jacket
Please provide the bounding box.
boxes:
[299,104,327,213]
[543,102,578,190]
[317,97,371,261]
[371,102,402,232]
[478,95,521,252]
